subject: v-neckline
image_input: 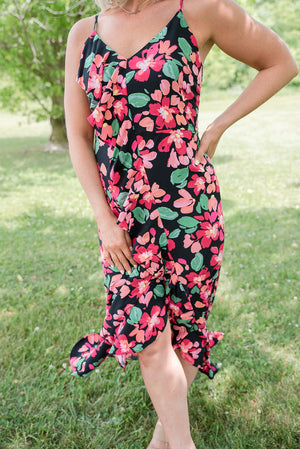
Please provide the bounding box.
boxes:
[94,10,180,61]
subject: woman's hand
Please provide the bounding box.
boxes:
[194,121,224,164]
[98,214,137,275]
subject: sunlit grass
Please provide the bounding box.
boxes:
[0,89,299,448]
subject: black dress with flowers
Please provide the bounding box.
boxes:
[70,0,225,379]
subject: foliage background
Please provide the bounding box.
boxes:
[0,0,299,143]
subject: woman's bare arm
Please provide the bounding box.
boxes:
[64,18,136,273]
[190,0,298,162]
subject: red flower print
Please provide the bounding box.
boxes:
[196,212,220,248]
[130,276,151,298]
[135,243,160,267]
[140,305,165,339]
[184,102,197,123]
[179,339,201,364]
[114,334,135,355]
[158,129,192,154]
[186,268,211,289]
[149,97,178,129]
[187,174,206,195]
[113,98,128,121]
[129,43,165,81]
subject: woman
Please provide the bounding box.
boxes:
[64,0,298,448]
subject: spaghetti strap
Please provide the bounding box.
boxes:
[93,14,99,31]
[179,0,183,11]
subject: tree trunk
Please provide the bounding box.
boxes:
[49,92,68,149]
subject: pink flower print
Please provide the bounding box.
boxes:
[179,339,201,364]
[113,308,126,328]
[129,43,165,81]
[183,234,201,254]
[208,195,218,212]
[139,291,153,307]
[87,73,102,98]
[210,244,223,270]
[158,40,177,57]
[136,231,151,246]
[140,183,166,208]
[110,273,128,294]
[129,326,146,343]
[173,189,196,214]
[149,97,178,129]
[117,120,132,146]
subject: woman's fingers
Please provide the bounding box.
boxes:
[194,123,223,164]
[102,228,137,274]
[124,231,137,268]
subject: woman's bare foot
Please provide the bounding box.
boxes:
[147,420,169,449]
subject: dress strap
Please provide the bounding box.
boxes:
[93,14,99,31]
[179,0,183,11]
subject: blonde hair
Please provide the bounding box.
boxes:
[95,0,127,11]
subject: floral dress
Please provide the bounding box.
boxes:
[70,0,225,380]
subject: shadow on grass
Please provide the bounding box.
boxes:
[0,201,299,448]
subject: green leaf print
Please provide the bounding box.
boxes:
[133,207,149,223]
[94,137,100,155]
[171,294,182,304]
[103,62,118,82]
[200,194,209,211]
[152,26,168,42]
[133,344,144,353]
[126,70,136,83]
[154,284,165,298]
[179,11,189,28]
[191,253,204,272]
[169,228,181,239]
[112,145,120,161]
[162,60,180,80]
[128,93,150,108]
[159,232,168,248]
[87,92,98,109]
[119,151,132,168]
[128,306,142,324]
[157,207,179,220]
[178,216,199,229]
[178,37,192,60]
[112,118,120,136]
[109,345,116,354]
[171,167,189,187]
[84,52,95,69]
[117,192,129,208]
[191,285,200,295]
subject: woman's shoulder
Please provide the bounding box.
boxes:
[67,15,97,49]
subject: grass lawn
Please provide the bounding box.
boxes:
[0,88,299,449]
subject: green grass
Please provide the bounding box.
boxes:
[0,89,299,449]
